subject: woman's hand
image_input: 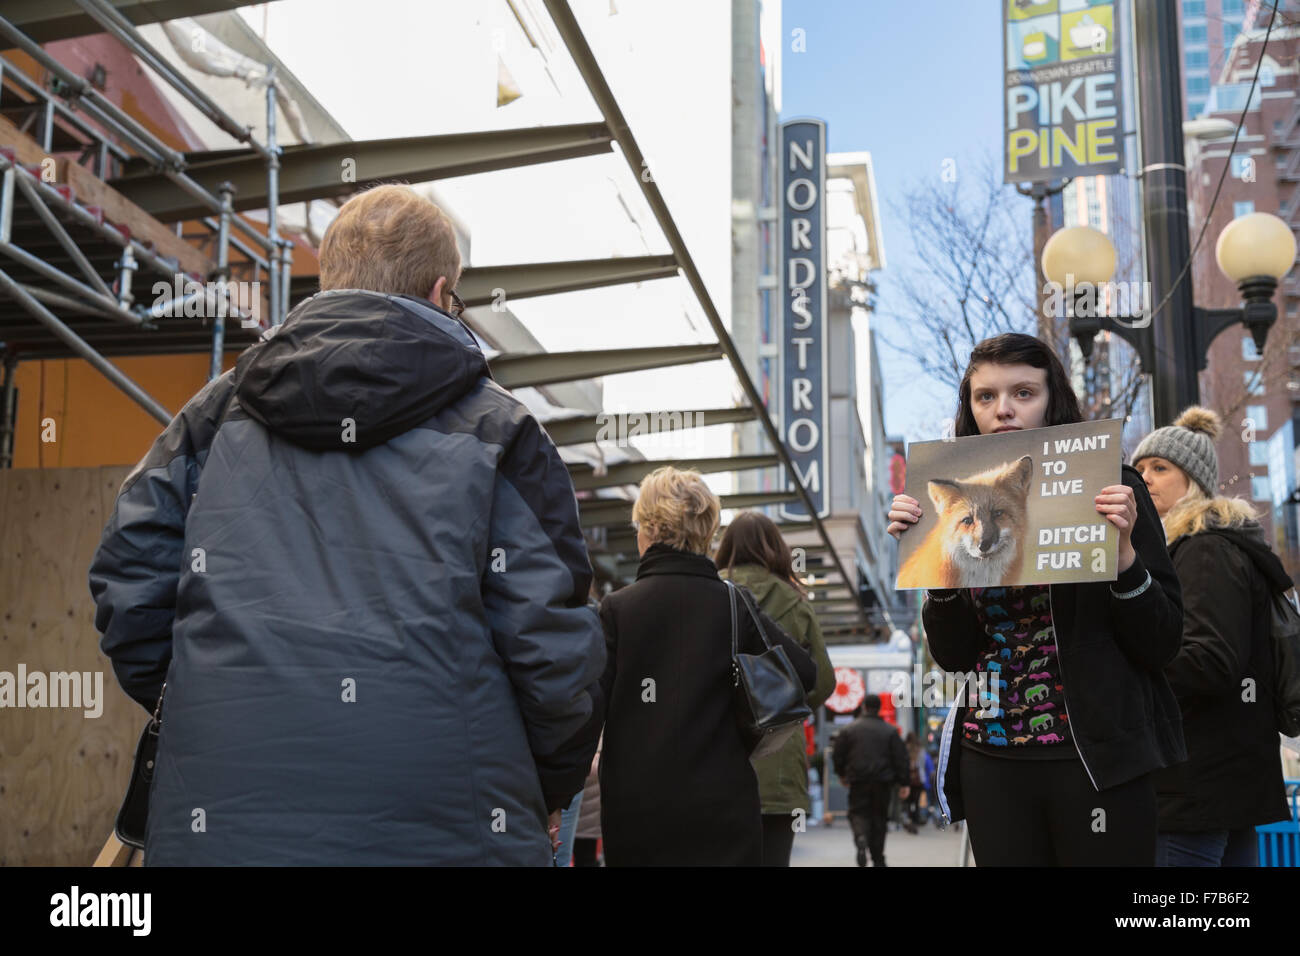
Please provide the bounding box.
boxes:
[548,809,562,851]
[1094,484,1137,572]
[887,494,922,540]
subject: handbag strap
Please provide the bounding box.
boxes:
[150,681,167,730]
[724,579,774,651]
[726,579,739,660]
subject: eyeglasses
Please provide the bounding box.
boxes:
[448,288,467,319]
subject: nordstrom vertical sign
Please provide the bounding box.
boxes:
[778,119,829,520]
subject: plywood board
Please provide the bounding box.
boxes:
[0,465,141,866]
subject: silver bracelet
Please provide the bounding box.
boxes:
[1110,570,1152,600]
[926,590,960,603]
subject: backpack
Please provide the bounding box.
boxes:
[1262,586,1300,737]
[1186,529,1300,736]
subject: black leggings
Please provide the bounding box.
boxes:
[960,746,1156,866]
[572,837,599,867]
[761,813,796,866]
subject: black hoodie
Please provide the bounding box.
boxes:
[1156,520,1293,831]
[234,289,489,451]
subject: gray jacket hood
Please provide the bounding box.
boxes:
[234,289,489,451]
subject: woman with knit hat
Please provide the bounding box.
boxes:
[1132,406,1294,866]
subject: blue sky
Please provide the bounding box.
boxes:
[781,0,1010,439]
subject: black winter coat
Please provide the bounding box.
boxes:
[1155,522,1292,831]
[831,714,909,787]
[923,464,1187,824]
[597,544,817,866]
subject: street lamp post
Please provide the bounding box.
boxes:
[1016,178,1070,350]
[1043,217,1296,415]
[1134,0,1197,427]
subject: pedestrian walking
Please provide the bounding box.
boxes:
[903,733,933,833]
[717,511,836,866]
[597,467,817,866]
[89,184,606,865]
[1132,406,1294,866]
[572,735,603,867]
[887,332,1186,866]
[831,695,910,867]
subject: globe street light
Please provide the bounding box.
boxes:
[1043,214,1295,393]
[1215,212,1297,355]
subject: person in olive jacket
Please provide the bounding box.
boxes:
[597,468,817,866]
[1133,406,1293,866]
[717,511,835,866]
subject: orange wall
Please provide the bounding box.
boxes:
[10,352,240,469]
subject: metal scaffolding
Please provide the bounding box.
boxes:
[0,0,874,638]
[0,0,288,425]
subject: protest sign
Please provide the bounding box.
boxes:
[896,418,1124,589]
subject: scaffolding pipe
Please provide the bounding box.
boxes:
[0,20,276,254]
[0,240,146,326]
[20,281,137,320]
[41,99,54,153]
[210,182,234,380]
[265,69,282,325]
[11,169,114,300]
[543,0,871,632]
[201,220,268,269]
[149,287,207,319]
[279,238,292,319]
[200,217,270,270]
[0,56,132,169]
[0,351,17,469]
[0,267,172,424]
[0,165,12,243]
[73,0,269,160]
[116,246,137,308]
[0,154,212,292]
[0,16,187,170]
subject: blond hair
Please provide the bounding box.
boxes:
[632,467,720,555]
[319,184,461,298]
[1162,479,1259,545]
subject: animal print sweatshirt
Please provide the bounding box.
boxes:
[961,585,1076,759]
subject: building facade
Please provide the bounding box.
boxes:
[729,2,899,641]
[1185,19,1300,573]
[1179,0,1253,119]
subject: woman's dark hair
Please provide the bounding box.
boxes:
[715,511,803,595]
[954,333,1083,438]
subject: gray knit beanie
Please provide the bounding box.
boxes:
[1130,406,1221,495]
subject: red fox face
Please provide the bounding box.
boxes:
[927,456,1033,560]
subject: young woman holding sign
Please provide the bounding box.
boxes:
[886,333,1185,866]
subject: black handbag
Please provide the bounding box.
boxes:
[725,581,812,759]
[114,683,165,850]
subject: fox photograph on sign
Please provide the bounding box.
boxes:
[895,419,1123,589]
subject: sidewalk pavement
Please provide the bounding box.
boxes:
[790,816,968,867]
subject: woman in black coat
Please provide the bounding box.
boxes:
[597,466,817,866]
[1133,406,1293,866]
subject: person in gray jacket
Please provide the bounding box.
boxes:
[88,184,605,866]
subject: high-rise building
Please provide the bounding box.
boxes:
[731,0,897,642]
[1184,16,1300,571]
[1179,0,1252,119]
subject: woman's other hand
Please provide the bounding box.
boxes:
[1094,484,1137,572]
[888,494,922,540]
